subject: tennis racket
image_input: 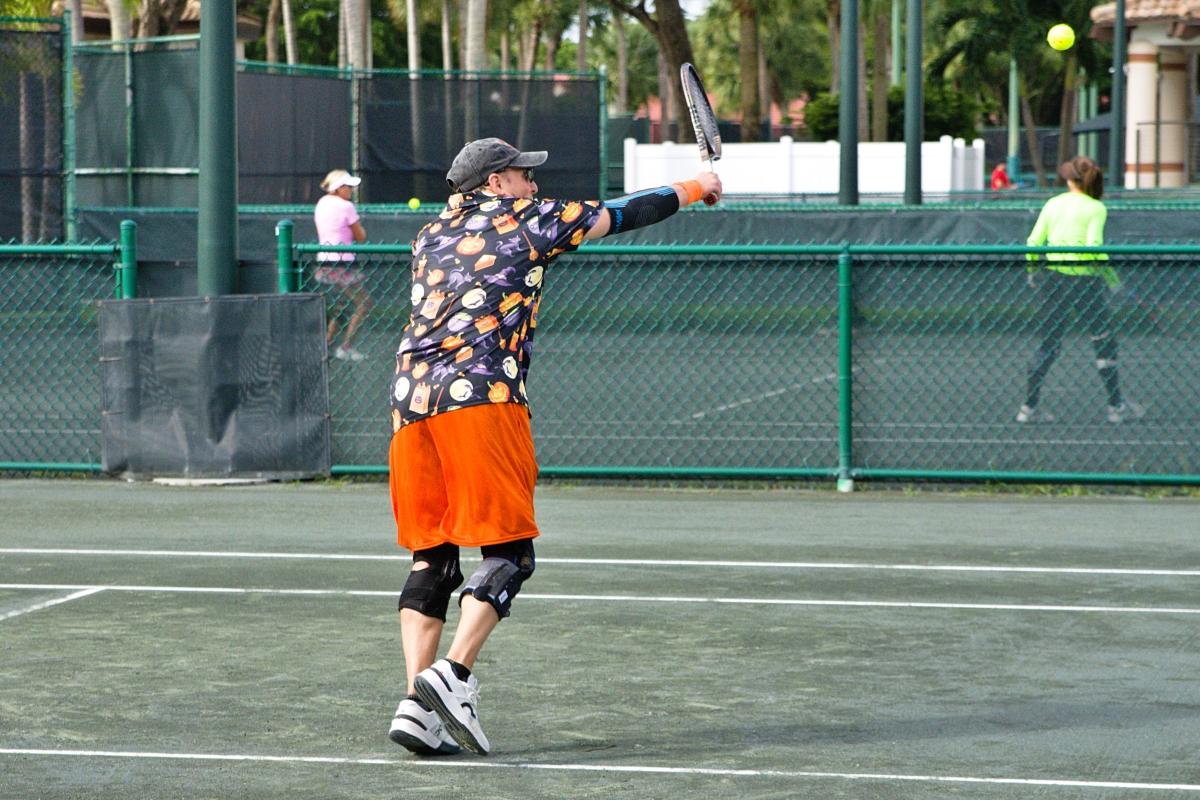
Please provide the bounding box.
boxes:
[679,62,720,205]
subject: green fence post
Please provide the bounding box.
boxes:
[837,245,854,492]
[124,40,135,207]
[275,219,294,293]
[62,10,77,241]
[119,219,137,299]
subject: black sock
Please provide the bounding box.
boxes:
[407,693,431,711]
[447,659,472,681]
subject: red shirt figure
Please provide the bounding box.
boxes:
[991,163,1014,190]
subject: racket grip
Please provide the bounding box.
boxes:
[703,194,717,206]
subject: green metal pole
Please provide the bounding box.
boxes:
[836,246,854,492]
[275,219,294,293]
[890,0,901,87]
[837,0,859,205]
[62,10,77,241]
[350,67,360,189]
[197,0,238,296]
[1109,0,1126,187]
[1006,57,1019,184]
[903,0,922,204]
[119,219,137,299]
[598,64,608,198]
[124,41,134,206]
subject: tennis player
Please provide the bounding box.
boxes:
[1018,156,1141,424]
[386,138,721,756]
[314,169,372,362]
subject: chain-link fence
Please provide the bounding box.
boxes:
[2,235,1197,484]
[0,241,125,469]
[291,241,1200,485]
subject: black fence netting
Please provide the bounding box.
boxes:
[239,68,351,205]
[359,73,602,202]
[75,42,200,208]
[0,21,64,241]
[71,39,602,209]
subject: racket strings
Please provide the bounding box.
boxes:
[680,65,721,161]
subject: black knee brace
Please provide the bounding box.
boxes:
[398,543,464,621]
[460,539,536,619]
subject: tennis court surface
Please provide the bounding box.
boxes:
[2,479,1198,799]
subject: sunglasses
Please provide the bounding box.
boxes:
[513,167,535,182]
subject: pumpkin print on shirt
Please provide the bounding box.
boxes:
[390,191,604,430]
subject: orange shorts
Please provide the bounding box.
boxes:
[388,402,539,552]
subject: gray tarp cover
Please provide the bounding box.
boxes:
[99,293,331,479]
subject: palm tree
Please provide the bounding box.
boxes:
[930,0,1105,186]
[607,0,698,143]
[3,1,63,239]
[867,0,888,141]
[733,0,762,141]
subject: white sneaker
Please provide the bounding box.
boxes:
[334,345,366,362]
[1016,404,1054,423]
[388,697,461,756]
[1107,400,1146,424]
[413,659,490,755]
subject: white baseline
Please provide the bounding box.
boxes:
[1,548,1197,578]
[0,583,1197,615]
[0,748,1196,792]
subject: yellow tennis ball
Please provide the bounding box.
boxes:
[1047,23,1075,51]
[407,197,421,210]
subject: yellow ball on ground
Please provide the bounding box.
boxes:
[407,197,421,210]
[1047,23,1075,51]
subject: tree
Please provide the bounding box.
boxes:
[732,0,761,141]
[867,0,887,140]
[2,2,61,239]
[104,0,132,41]
[136,0,188,38]
[588,6,658,113]
[693,0,827,134]
[607,0,697,142]
[804,82,978,141]
[929,0,1109,185]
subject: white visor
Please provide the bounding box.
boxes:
[327,173,362,192]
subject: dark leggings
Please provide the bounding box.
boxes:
[1025,271,1121,408]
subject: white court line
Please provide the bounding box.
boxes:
[0,587,105,622]
[689,371,841,420]
[0,748,1197,791]
[3,548,1197,577]
[1,584,1197,615]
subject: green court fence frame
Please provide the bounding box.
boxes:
[282,237,1200,488]
[2,226,1200,489]
[0,221,136,472]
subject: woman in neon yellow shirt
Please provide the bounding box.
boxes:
[1019,156,1140,424]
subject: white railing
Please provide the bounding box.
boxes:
[623,135,986,195]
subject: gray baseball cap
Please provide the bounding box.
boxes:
[446,138,548,192]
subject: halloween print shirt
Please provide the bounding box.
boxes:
[390,191,604,430]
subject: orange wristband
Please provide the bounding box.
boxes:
[673,180,704,206]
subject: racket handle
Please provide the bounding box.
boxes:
[702,158,717,205]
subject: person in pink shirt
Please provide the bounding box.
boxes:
[314,169,371,361]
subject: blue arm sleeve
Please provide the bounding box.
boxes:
[603,185,681,236]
